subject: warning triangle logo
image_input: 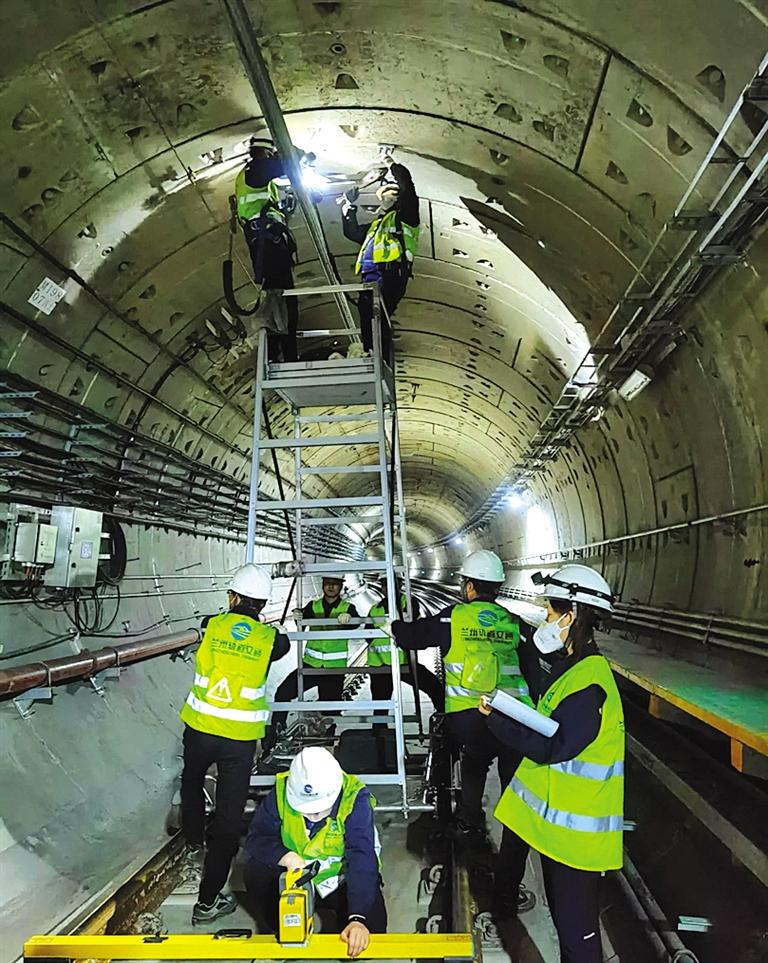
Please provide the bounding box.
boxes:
[207,677,232,703]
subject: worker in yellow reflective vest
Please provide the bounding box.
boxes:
[180,563,289,925]
[234,138,299,361]
[266,577,360,750]
[368,577,444,719]
[391,551,535,839]
[244,747,386,956]
[340,157,419,362]
[480,564,624,960]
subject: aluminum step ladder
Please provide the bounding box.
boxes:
[244,282,417,813]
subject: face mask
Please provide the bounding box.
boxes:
[533,613,569,654]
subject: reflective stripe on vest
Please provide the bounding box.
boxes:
[235,168,285,223]
[275,771,377,897]
[180,612,275,740]
[367,596,407,666]
[355,211,420,273]
[494,655,625,871]
[304,598,351,668]
[443,602,532,713]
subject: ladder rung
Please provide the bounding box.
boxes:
[287,629,387,639]
[264,375,377,391]
[256,496,385,510]
[269,700,395,712]
[303,560,388,574]
[300,465,383,475]
[299,666,397,675]
[298,413,376,424]
[301,514,382,526]
[257,434,379,449]
[252,773,405,787]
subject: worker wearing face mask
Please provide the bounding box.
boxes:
[480,565,624,960]
[340,158,420,362]
[389,551,536,838]
[244,747,386,957]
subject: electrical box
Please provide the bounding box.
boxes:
[43,507,104,589]
[1,504,59,581]
[14,521,58,565]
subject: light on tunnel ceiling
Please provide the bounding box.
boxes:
[505,490,527,511]
[452,535,465,546]
[427,547,434,554]
[617,365,654,402]
[537,239,546,249]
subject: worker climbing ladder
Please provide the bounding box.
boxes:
[244,282,417,813]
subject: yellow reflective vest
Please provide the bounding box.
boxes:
[304,598,351,668]
[275,771,377,897]
[354,210,420,273]
[444,601,532,713]
[180,612,276,740]
[368,594,408,666]
[494,654,625,871]
[235,168,285,224]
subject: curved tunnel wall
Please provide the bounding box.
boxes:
[2,1,768,951]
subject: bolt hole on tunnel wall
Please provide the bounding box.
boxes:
[1,0,768,960]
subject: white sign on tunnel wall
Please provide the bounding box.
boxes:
[28,276,66,315]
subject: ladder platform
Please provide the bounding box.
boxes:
[258,433,380,449]
[265,358,395,407]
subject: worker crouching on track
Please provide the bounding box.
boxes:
[234,138,299,361]
[482,565,624,960]
[179,563,289,924]
[244,747,387,957]
[391,550,535,837]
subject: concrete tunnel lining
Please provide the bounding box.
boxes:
[1,0,768,955]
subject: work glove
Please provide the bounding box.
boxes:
[292,608,304,624]
[273,623,289,635]
[338,186,359,216]
[279,851,306,871]
[337,612,352,625]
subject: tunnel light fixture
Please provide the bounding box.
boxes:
[617,365,654,402]
[452,535,465,546]
[302,167,331,192]
[537,239,546,249]
[505,490,527,511]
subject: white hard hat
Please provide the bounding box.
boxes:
[533,564,614,613]
[459,549,505,584]
[286,747,344,813]
[228,563,272,600]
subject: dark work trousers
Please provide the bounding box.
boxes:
[180,725,256,905]
[244,861,388,934]
[445,709,521,827]
[370,664,445,723]
[496,829,602,962]
[264,669,344,749]
[358,266,409,360]
[242,218,299,362]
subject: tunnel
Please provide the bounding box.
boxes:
[1,2,767,962]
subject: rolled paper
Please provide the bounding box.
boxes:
[489,689,560,737]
